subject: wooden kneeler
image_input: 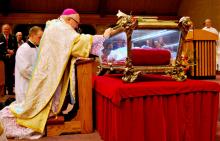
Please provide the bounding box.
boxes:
[46,59,94,136]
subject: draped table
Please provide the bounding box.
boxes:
[94,74,220,141]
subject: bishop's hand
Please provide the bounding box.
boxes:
[103,28,113,39]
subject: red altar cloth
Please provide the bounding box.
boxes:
[94,75,220,141]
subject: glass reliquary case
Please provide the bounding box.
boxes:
[98,11,193,82]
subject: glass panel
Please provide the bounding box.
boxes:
[132,29,181,63]
[100,32,127,65]
[100,29,181,66]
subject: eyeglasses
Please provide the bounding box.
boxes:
[71,18,79,25]
[70,18,81,33]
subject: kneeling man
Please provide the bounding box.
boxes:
[15,26,43,103]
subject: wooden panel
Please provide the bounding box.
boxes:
[42,0,63,12]
[207,41,210,75]
[203,41,206,76]
[210,42,213,76]
[204,41,207,76]
[0,13,117,25]
[192,29,218,40]
[47,121,81,136]
[196,41,199,76]
[0,13,178,26]
[76,60,93,133]
[105,0,181,15]
[46,60,94,136]
[62,0,99,13]
[7,0,99,13]
[213,41,216,75]
[193,40,216,77]
[187,29,217,78]
[199,41,202,76]
[9,0,42,12]
[0,0,181,16]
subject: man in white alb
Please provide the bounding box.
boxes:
[15,26,43,104]
[202,19,219,70]
[202,19,218,35]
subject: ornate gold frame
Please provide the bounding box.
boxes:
[98,12,193,82]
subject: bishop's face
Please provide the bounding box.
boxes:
[68,14,80,30]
